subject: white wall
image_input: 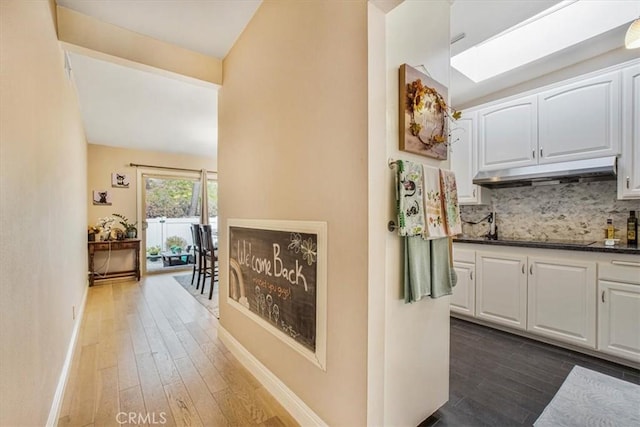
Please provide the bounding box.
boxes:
[0,1,88,425]
[367,3,388,424]
[383,2,452,425]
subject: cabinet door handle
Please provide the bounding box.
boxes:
[540,148,543,157]
[473,188,476,198]
[522,264,525,274]
[611,260,640,267]
[532,149,536,159]
[530,265,533,275]
[601,291,606,303]
[627,177,630,189]
[470,271,473,280]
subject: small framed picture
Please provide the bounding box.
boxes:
[92,190,112,205]
[112,172,130,188]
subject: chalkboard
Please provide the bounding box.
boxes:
[228,225,319,352]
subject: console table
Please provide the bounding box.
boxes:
[88,239,141,286]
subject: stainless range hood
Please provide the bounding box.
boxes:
[473,156,617,188]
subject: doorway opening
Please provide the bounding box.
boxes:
[140,171,217,274]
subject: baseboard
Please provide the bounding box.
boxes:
[218,326,327,427]
[46,283,89,427]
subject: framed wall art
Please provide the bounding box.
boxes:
[399,64,459,160]
[227,219,327,370]
[92,190,112,205]
[111,172,130,188]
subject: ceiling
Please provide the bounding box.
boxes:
[58,0,262,157]
[57,0,262,58]
[68,52,218,157]
[61,0,637,154]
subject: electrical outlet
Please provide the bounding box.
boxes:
[72,305,76,320]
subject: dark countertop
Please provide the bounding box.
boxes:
[454,236,640,255]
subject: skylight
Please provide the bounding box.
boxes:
[451,0,640,83]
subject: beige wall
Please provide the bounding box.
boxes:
[87,144,216,273]
[58,5,223,86]
[218,1,370,425]
[87,143,216,227]
[0,1,88,425]
[384,1,452,425]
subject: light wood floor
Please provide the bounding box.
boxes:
[58,273,298,427]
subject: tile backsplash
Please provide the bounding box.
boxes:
[460,180,640,243]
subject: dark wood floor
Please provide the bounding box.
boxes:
[420,317,640,427]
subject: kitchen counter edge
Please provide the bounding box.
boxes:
[453,237,640,255]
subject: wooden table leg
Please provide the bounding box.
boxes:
[135,245,140,281]
[89,249,94,286]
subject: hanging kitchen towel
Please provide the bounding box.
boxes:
[404,235,431,303]
[439,169,463,236]
[403,236,456,303]
[396,160,425,237]
[422,165,448,239]
[430,237,456,298]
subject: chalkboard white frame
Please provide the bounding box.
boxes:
[226,219,327,371]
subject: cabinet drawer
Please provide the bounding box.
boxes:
[91,243,110,251]
[89,241,139,251]
[453,247,474,263]
[599,261,640,284]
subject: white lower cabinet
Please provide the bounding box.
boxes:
[451,248,476,316]
[598,262,640,362]
[527,257,596,348]
[451,261,475,316]
[476,252,527,330]
[453,244,640,364]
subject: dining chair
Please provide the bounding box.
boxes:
[190,223,204,288]
[200,224,219,299]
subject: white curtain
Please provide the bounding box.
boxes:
[199,169,209,225]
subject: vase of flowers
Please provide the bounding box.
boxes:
[113,213,138,238]
[95,216,116,240]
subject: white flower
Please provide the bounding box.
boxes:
[96,216,116,232]
[288,233,302,253]
[301,238,317,266]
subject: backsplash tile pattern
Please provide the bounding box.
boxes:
[460,181,640,243]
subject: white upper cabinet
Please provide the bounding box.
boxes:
[538,71,620,164]
[619,63,640,199]
[449,112,491,205]
[478,95,538,171]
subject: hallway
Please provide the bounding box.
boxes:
[58,274,297,426]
